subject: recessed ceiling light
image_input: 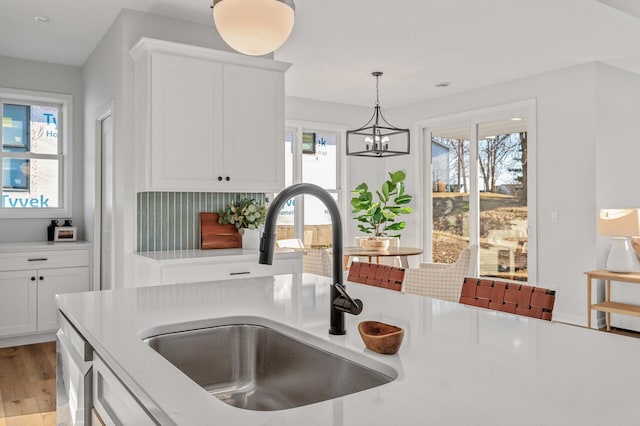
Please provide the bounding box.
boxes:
[435,82,450,88]
[511,117,523,121]
[34,16,50,23]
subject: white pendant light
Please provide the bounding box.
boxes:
[213,0,295,56]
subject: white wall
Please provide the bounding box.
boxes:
[83,9,237,288]
[594,63,640,330]
[0,55,84,242]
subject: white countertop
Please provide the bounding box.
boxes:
[57,274,640,425]
[0,241,92,252]
[136,247,300,264]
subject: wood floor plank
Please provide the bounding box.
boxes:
[0,348,30,403]
[19,346,53,383]
[29,379,55,414]
[4,412,46,426]
[2,397,40,418]
[0,418,7,426]
[40,344,55,372]
[0,385,5,418]
[39,412,55,426]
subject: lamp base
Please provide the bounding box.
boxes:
[606,237,634,273]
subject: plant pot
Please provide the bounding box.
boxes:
[242,228,261,250]
[357,237,390,251]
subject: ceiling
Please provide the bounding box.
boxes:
[2,0,640,108]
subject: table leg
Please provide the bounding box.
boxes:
[587,275,592,329]
[606,279,611,331]
[343,255,350,271]
[399,256,409,268]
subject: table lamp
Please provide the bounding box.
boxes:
[598,209,640,273]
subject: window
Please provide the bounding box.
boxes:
[0,88,72,218]
[419,100,536,284]
[275,122,346,247]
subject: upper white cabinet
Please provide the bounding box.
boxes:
[130,38,291,192]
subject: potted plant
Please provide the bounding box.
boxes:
[351,170,413,249]
[218,197,268,249]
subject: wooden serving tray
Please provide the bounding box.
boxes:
[200,213,242,249]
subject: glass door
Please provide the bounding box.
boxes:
[477,119,529,282]
[423,101,535,283]
[430,126,471,263]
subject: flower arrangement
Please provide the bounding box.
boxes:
[218,197,268,235]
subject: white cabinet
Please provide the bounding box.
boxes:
[0,245,91,341]
[0,270,36,336]
[130,38,290,193]
[93,353,157,425]
[134,250,302,287]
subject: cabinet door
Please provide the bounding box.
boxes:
[150,52,225,190]
[0,270,37,337]
[37,266,90,331]
[222,64,285,192]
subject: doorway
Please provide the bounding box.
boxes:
[419,100,537,284]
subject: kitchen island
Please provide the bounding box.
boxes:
[57,273,640,425]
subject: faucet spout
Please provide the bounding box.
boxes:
[259,183,361,335]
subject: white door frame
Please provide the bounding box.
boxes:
[93,101,115,291]
[414,99,537,283]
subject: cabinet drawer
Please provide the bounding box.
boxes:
[93,354,157,426]
[0,249,89,271]
[161,258,299,285]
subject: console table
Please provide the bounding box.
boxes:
[585,269,640,331]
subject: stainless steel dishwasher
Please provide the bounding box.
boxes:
[56,312,93,426]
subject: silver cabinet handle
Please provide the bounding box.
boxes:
[28,258,48,262]
[229,271,250,276]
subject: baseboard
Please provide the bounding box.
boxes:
[552,312,606,330]
[0,331,56,348]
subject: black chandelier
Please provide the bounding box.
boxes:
[346,71,410,157]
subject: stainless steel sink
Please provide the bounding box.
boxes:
[143,322,395,411]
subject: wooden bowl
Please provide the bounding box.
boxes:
[358,321,404,355]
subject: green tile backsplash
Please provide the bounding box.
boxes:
[136,192,267,252]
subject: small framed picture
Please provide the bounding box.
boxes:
[54,227,77,242]
[302,132,316,154]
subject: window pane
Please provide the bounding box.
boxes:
[303,192,338,247]
[2,158,58,208]
[30,105,59,155]
[431,128,470,263]
[477,119,528,282]
[275,130,295,242]
[302,132,337,189]
[2,104,29,152]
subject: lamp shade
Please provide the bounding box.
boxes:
[213,0,295,56]
[598,209,640,237]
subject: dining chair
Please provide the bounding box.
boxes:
[402,245,478,302]
[302,248,332,277]
[459,277,556,321]
[347,262,404,291]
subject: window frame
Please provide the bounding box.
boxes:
[280,120,348,244]
[0,87,72,218]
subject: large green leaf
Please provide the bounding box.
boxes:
[394,195,413,204]
[385,222,406,231]
[390,170,406,184]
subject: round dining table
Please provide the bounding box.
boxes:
[342,246,423,270]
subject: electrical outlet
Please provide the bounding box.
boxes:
[551,211,559,223]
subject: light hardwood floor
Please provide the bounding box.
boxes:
[0,342,56,426]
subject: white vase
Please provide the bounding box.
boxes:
[242,228,261,250]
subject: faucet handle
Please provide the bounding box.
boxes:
[333,283,363,315]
